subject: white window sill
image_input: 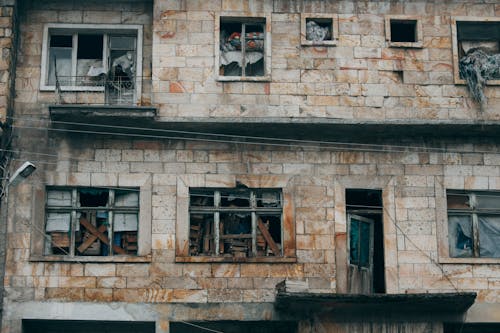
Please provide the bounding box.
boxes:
[388,41,423,48]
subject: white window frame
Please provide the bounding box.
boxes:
[300,13,338,47]
[40,23,143,98]
[385,15,423,48]
[451,16,500,85]
[215,14,271,82]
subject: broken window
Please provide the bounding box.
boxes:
[41,24,141,104]
[301,14,337,46]
[346,189,385,294]
[219,17,266,78]
[454,20,500,105]
[189,188,283,258]
[447,190,500,258]
[385,16,422,48]
[45,187,139,257]
[170,321,297,333]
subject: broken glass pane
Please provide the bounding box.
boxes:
[359,221,370,267]
[478,215,500,257]
[448,215,473,257]
[115,190,139,207]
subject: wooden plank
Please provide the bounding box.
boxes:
[257,218,280,255]
[78,217,127,254]
[77,224,107,253]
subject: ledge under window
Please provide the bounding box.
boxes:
[175,256,296,263]
[30,255,152,263]
[301,13,338,47]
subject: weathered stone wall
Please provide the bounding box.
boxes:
[153,0,500,120]
[3,0,500,332]
[0,0,16,123]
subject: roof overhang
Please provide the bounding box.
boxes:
[275,292,477,322]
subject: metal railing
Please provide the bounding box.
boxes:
[54,76,153,106]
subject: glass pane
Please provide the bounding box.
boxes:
[220,190,250,207]
[48,47,72,85]
[50,35,72,47]
[359,221,370,267]
[476,193,500,210]
[349,219,359,265]
[110,36,135,50]
[115,190,139,207]
[190,213,214,255]
[448,215,473,257]
[478,215,500,258]
[46,212,71,232]
[47,189,72,206]
[114,213,138,231]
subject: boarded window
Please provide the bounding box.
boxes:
[189,188,283,258]
[45,187,139,257]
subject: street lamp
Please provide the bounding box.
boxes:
[8,161,36,186]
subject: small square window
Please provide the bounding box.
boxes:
[217,16,270,81]
[301,13,338,46]
[385,16,422,48]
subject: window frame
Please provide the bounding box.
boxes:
[175,175,296,263]
[188,188,284,258]
[215,13,271,82]
[445,190,500,260]
[30,175,152,263]
[384,15,423,48]
[40,23,143,97]
[451,16,500,85]
[300,13,338,47]
[44,187,140,257]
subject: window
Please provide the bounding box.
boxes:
[40,24,143,103]
[346,189,385,294]
[451,17,500,97]
[189,188,283,258]
[300,14,338,46]
[385,16,422,48]
[217,16,270,80]
[170,321,297,333]
[45,187,139,257]
[447,190,500,258]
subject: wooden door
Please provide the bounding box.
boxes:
[348,214,375,294]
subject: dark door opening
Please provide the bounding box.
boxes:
[346,189,385,294]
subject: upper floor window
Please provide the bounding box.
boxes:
[189,188,283,258]
[40,24,143,103]
[447,190,500,258]
[217,16,270,81]
[451,17,500,104]
[300,13,338,46]
[385,16,423,48]
[45,187,139,257]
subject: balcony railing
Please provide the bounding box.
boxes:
[54,76,152,106]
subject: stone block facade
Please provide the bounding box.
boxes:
[1,0,500,333]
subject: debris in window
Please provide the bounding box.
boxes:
[189,188,283,258]
[305,19,331,42]
[459,48,500,106]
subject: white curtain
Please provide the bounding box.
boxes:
[478,216,500,257]
[448,215,473,257]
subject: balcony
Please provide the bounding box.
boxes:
[49,76,157,130]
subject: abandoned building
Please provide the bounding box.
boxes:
[0,0,499,332]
